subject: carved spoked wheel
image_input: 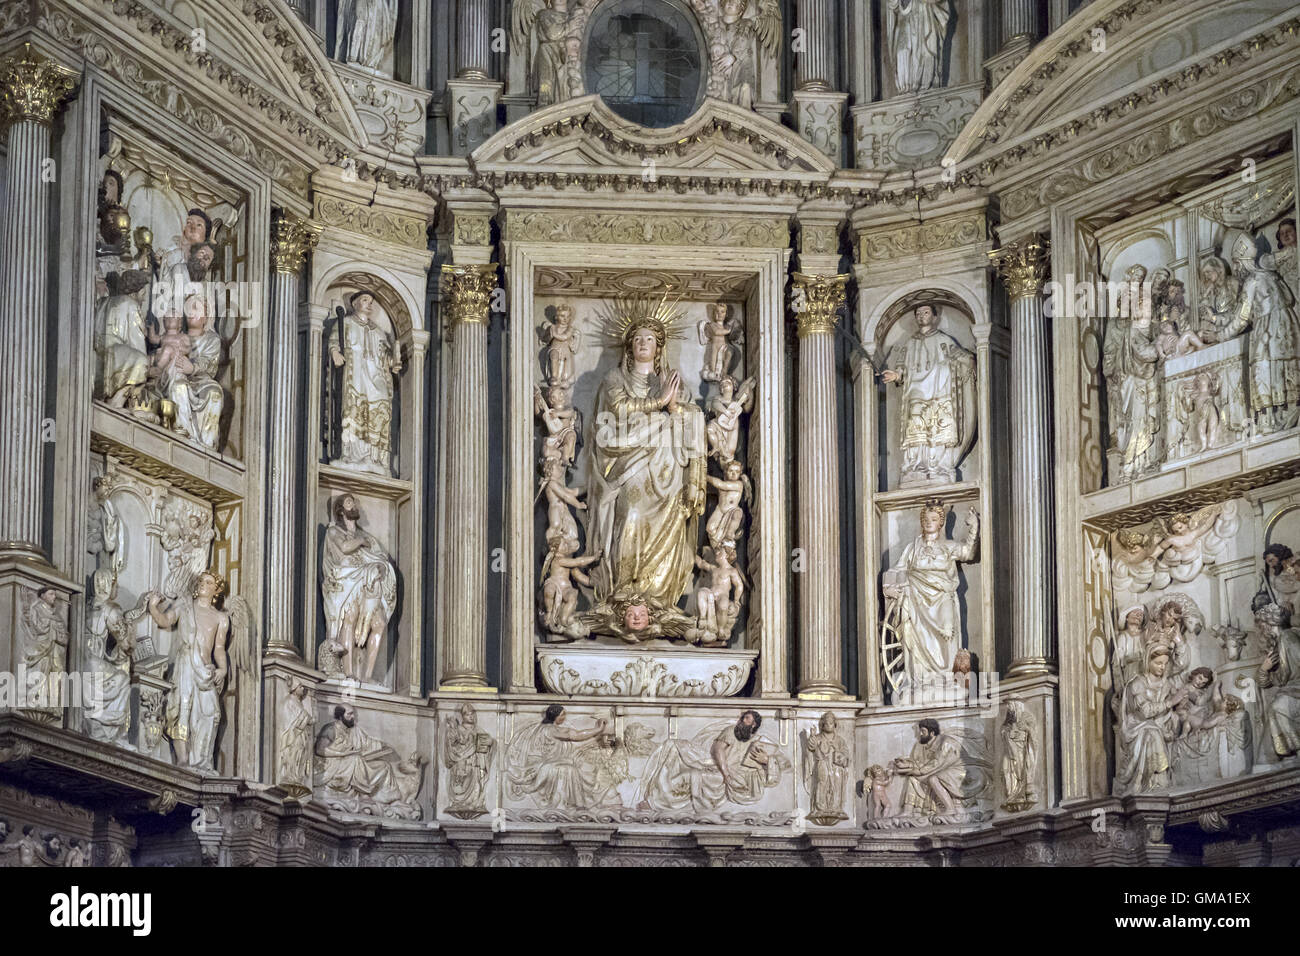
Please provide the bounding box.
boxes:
[880,596,906,699]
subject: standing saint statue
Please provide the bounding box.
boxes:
[887,0,950,94]
[443,702,495,819]
[881,303,976,487]
[319,494,398,683]
[585,298,707,639]
[277,679,314,798]
[329,291,402,477]
[882,500,978,696]
[1102,265,1163,480]
[336,0,398,74]
[803,712,851,826]
[1218,233,1300,433]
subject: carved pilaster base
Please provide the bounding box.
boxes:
[447,78,502,156]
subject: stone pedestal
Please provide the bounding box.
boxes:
[447,78,502,156]
[792,89,846,162]
[131,668,172,761]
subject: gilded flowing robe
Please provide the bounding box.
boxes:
[338,315,396,474]
[165,329,224,450]
[888,0,949,93]
[886,328,975,484]
[96,293,149,399]
[1221,266,1300,416]
[1261,627,1300,757]
[587,365,706,610]
[320,523,397,657]
[1102,317,1162,478]
[167,599,223,770]
[895,528,977,688]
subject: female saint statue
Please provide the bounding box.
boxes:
[585,299,707,639]
[887,0,950,94]
[883,500,978,695]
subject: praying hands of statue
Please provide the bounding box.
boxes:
[659,370,681,413]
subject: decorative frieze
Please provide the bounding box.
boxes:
[313,195,428,249]
[508,211,787,249]
[858,210,987,263]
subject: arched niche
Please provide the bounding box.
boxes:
[874,289,982,493]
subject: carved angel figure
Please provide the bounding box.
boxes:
[705,375,756,462]
[704,457,752,553]
[540,304,581,388]
[693,542,744,646]
[147,500,216,600]
[693,0,781,109]
[540,536,598,640]
[512,0,584,107]
[1150,502,1239,583]
[699,303,743,383]
[535,384,581,468]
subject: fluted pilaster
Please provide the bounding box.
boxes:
[439,263,497,688]
[793,272,848,697]
[456,0,492,79]
[0,45,77,556]
[266,213,318,654]
[989,238,1054,676]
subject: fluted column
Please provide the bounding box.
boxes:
[989,239,1054,676]
[795,0,836,90]
[266,213,318,655]
[793,273,849,697]
[456,0,492,79]
[439,263,497,688]
[1001,0,1038,45]
[0,45,76,557]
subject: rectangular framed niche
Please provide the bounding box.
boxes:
[502,237,792,697]
[94,114,254,466]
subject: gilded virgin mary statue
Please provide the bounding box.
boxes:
[584,298,707,641]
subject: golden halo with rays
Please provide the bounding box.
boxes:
[595,292,689,350]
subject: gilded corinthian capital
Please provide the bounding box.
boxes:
[270,213,320,275]
[988,238,1050,301]
[792,272,849,338]
[0,44,77,128]
[440,263,498,325]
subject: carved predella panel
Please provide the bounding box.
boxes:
[499,706,795,826]
[89,457,216,666]
[876,290,980,492]
[96,120,251,460]
[311,695,431,820]
[860,708,996,830]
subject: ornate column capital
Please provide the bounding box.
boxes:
[792,272,849,338]
[441,263,498,325]
[270,213,320,275]
[0,44,77,128]
[988,237,1050,301]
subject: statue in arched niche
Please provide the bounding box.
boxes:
[326,290,404,477]
[880,301,976,488]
